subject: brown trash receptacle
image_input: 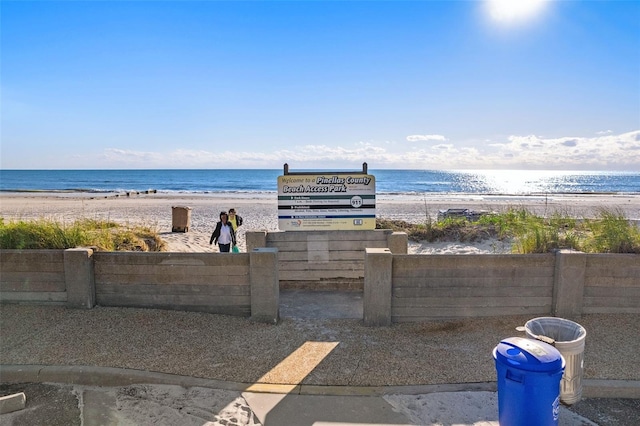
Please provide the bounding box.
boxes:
[172,206,192,232]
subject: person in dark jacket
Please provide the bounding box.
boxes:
[209,211,236,253]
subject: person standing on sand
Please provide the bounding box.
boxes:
[209,211,236,253]
[228,208,243,232]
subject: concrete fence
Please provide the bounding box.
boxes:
[1,246,638,326]
[363,248,640,325]
[0,248,279,323]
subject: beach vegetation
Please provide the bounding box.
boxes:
[377,207,640,254]
[581,208,640,254]
[0,218,166,251]
[376,217,501,243]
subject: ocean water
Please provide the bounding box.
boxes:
[0,169,638,195]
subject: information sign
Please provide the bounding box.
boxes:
[277,168,376,231]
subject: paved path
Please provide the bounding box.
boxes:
[1,371,639,425]
[1,293,639,425]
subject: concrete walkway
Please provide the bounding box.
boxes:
[1,291,639,425]
[1,366,639,425]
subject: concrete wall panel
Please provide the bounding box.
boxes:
[582,254,640,314]
[93,253,251,315]
[390,253,556,321]
[0,250,66,304]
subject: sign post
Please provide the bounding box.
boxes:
[277,163,376,231]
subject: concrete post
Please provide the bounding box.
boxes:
[249,248,279,324]
[364,248,393,326]
[387,232,408,254]
[553,249,586,318]
[246,231,267,252]
[64,248,95,309]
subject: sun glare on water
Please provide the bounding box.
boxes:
[462,169,578,194]
[487,0,549,23]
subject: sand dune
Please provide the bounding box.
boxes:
[1,193,638,253]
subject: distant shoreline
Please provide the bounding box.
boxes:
[2,169,638,195]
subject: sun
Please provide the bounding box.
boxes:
[487,0,549,23]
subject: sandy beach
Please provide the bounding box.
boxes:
[1,192,639,254]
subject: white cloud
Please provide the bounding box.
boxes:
[432,144,455,150]
[475,131,640,169]
[406,134,447,142]
[57,130,640,170]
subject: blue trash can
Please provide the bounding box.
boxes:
[493,337,565,426]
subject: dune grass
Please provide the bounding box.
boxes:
[581,208,640,254]
[377,207,640,254]
[2,207,638,254]
[0,218,166,251]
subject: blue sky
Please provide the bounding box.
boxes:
[2,0,639,170]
